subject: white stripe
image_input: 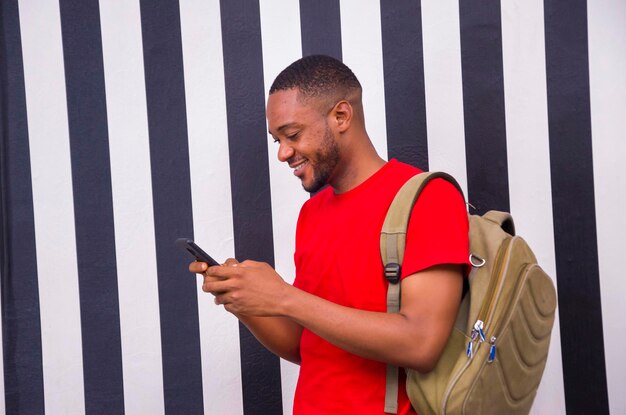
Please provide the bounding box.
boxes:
[340,0,388,160]
[178,1,244,414]
[588,1,626,413]
[500,1,567,414]
[18,1,85,413]
[259,1,304,413]
[98,2,165,414]
[421,0,468,192]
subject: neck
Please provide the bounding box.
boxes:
[330,138,386,194]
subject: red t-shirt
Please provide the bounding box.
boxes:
[293,159,469,414]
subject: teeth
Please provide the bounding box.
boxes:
[294,161,308,171]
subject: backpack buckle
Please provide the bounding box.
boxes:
[384,263,401,284]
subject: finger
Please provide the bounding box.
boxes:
[189,261,208,274]
[203,278,231,294]
[204,282,225,294]
[202,274,221,285]
[223,258,239,267]
[206,263,241,278]
[239,259,256,267]
[214,292,231,306]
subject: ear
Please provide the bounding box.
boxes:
[330,100,353,133]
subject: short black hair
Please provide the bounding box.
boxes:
[269,55,361,101]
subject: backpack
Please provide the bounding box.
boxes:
[380,172,557,415]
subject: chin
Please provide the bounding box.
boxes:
[300,178,318,193]
[303,180,328,194]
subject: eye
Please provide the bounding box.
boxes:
[286,132,299,140]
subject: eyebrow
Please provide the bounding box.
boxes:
[269,122,300,136]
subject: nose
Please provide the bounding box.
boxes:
[277,141,295,163]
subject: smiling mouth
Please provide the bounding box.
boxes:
[289,156,308,169]
[293,160,308,171]
[289,159,309,177]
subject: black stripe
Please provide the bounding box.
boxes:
[0,0,46,413]
[220,1,283,414]
[544,1,609,413]
[458,0,510,214]
[380,0,428,169]
[299,0,342,200]
[299,0,342,60]
[58,0,124,413]
[139,1,204,413]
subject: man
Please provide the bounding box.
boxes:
[190,55,469,414]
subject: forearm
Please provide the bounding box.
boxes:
[202,260,461,371]
[237,314,302,364]
[280,288,429,369]
[278,266,462,372]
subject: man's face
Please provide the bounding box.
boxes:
[267,89,341,193]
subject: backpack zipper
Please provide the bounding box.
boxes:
[443,236,514,413]
[468,238,531,368]
[484,260,533,364]
[488,336,497,363]
[465,237,513,359]
[448,259,534,414]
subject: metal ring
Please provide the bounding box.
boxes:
[469,254,486,268]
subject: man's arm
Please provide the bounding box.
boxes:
[280,263,462,372]
[236,315,303,365]
[190,260,303,364]
[204,260,463,373]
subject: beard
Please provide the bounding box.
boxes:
[303,124,341,193]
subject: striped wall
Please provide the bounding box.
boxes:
[1,0,624,414]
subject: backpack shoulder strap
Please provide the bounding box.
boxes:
[381,171,464,414]
[380,171,464,279]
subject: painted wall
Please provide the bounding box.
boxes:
[1,0,624,414]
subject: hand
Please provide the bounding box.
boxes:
[188,257,239,296]
[196,259,291,316]
[188,258,238,297]
[188,257,239,274]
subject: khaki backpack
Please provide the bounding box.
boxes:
[380,172,557,415]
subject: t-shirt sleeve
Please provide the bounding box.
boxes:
[400,178,470,279]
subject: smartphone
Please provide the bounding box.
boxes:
[175,238,220,266]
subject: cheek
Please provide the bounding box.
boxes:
[303,130,328,158]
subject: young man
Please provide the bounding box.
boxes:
[190,55,469,414]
